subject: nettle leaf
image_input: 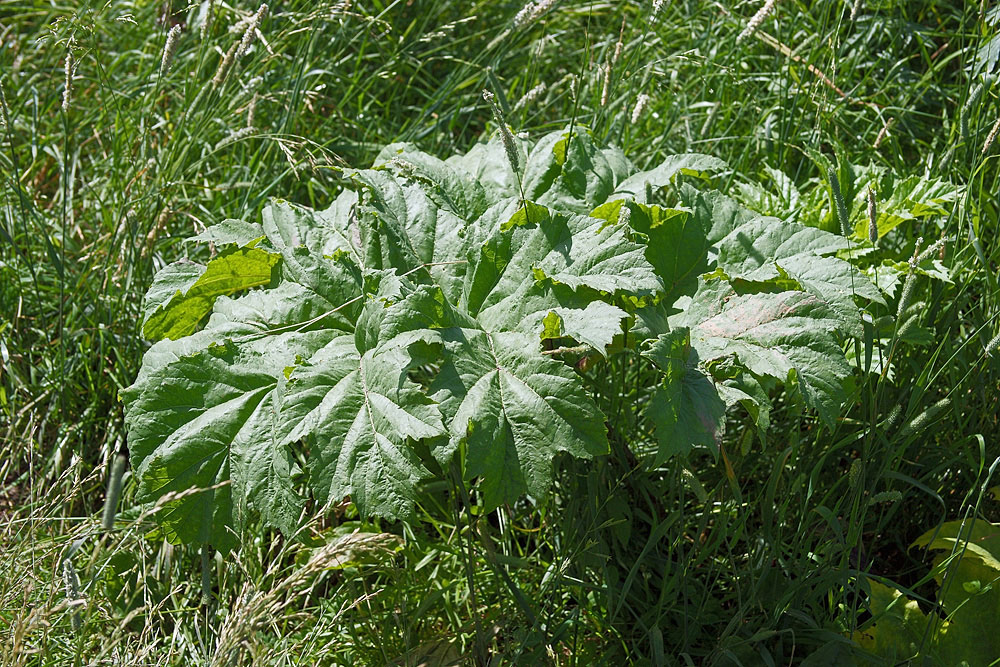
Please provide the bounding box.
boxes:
[124,128,862,547]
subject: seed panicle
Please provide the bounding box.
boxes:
[0,78,9,129]
[898,398,951,440]
[201,0,217,40]
[62,557,83,631]
[237,4,268,58]
[960,76,992,139]
[212,41,238,87]
[873,117,894,148]
[215,126,255,150]
[161,25,182,76]
[513,0,558,29]
[601,62,611,106]
[631,93,650,124]
[512,82,547,112]
[247,93,258,128]
[483,90,520,173]
[827,167,850,237]
[983,116,1000,153]
[101,453,127,532]
[62,51,73,112]
[737,0,778,43]
[985,331,1000,358]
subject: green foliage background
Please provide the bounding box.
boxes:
[1,0,999,665]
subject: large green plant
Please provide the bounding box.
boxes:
[122,129,879,550]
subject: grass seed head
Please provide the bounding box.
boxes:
[215,126,255,151]
[849,458,862,488]
[160,25,182,76]
[513,82,547,112]
[737,0,778,43]
[101,453,127,533]
[247,93,258,128]
[827,167,850,237]
[631,93,650,124]
[601,62,611,106]
[62,557,82,631]
[514,0,557,29]
[483,89,520,173]
[869,490,903,505]
[62,51,73,112]
[896,272,917,322]
[201,0,216,40]
[513,2,535,27]
[613,16,625,65]
[0,78,8,128]
[986,331,1000,358]
[983,116,1000,153]
[916,236,945,263]
[873,117,894,148]
[212,41,238,87]
[898,398,952,440]
[237,4,268,58]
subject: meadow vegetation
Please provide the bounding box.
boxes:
[2,0,999,664]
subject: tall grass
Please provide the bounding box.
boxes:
[2,0,998,664]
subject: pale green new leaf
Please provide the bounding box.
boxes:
[141,247,280,341]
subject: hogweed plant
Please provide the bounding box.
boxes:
[122,127,883,552]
